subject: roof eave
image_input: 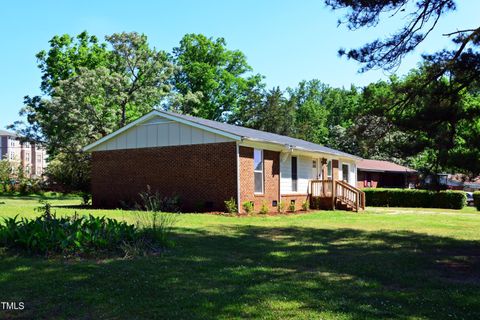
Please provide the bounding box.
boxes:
[242,138,361,160]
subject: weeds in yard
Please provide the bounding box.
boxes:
[242,201,254,214]
[130,186,178,254]
[302,200,309,211]
[224,197,237,214]
[289,202,296,212]
[136,186,181,212]
[278,201,286,214]
[259,201,269,214]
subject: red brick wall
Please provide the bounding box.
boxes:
[239,147,280,213]
[92,142,238,212]
[357,171,380,188]
[280,194,309,211]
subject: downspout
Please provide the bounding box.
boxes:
[236,141,241,213]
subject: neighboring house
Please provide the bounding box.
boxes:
[0,129,48,179]
[84,110,364,213]
[434,173,480,191]
[357,159,418,189]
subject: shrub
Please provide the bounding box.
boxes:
[79,192,91,206]
[363,188,466,209]
[242,201,254,214]
[259,201,269,214]
[0,200,175,257]
[289,201,296,212]
[473,192,480,211]
[224,197,237,214]
[0,213,137,256]
[277,201,286,214]
[18,178,43,195]
[301,200,309,211]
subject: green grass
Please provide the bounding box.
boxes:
[1,195,479,319]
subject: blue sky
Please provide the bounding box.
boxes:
[0,0,478,129]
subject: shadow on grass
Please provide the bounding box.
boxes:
[0,226,479,319]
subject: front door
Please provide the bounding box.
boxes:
[312,158,320,180]
[342,163,349,183]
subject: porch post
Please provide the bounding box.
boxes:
[320,158,327,198]
[321,158,327,180]
[331,160,339,209]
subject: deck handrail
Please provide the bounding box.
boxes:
[335,180,366,212]
[310,179,334,198]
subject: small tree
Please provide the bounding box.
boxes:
[0,159,12,192]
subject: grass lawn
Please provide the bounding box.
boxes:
[0,194,479,319]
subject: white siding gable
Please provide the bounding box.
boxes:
[90,115,234,151]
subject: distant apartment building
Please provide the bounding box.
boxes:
[0,129,47,178]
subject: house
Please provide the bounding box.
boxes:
[0,130,47,178]
[357,159,418,189]
[83,110,365,213]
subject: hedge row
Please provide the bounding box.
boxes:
[473,191,480,211]
[363,188,466,209]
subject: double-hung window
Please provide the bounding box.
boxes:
[254,149,263,194]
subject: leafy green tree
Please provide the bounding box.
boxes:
[106,32,174,126]
[45,152,91,193]
[360,66,480,177]
[13,32,175,192]
[171,34,263,121]
[36,31,110,94]
[256,87,296,136]
[287,80,330,144]
[0,159,12,192]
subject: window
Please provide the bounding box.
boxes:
[253,149,263,194]
[10,152,14,160]
[37,154,42,164]
[312,160,317,168]
[327,160,332,179]
[291,156,298,192]
[342,164,349,182]
[25,152,30,162]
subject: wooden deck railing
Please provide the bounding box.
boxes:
[309,179,365,212]
[335,180,365,212]
[310,180,334,197]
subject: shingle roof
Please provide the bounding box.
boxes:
[159,111,359,159]
[0,129,16,137]
[357,159,416,173]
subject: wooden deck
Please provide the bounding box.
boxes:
[309,180,365,212]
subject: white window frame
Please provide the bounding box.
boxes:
[253,149,264,194]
